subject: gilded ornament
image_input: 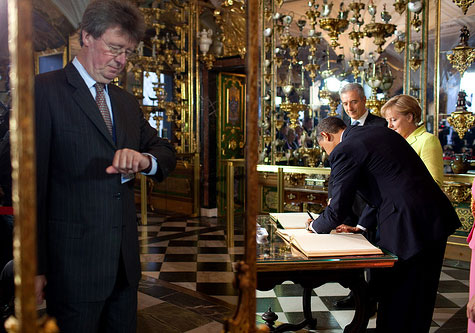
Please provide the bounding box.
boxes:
[213,0,246,58]
[443,182,471,202]
[319,18,349,48]
[447,26,475,77]
[452,0,475,15]
[364,22,396,53]
[447,90,475,139]
[393,0,408,15]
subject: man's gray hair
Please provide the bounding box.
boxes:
[339,82,365,99]
[79,0,145,46]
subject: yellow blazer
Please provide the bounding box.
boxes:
[406,125,444,186]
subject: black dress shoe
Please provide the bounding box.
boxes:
[333,293,355,309]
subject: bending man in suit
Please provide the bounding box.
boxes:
[331,82,387,309]
[309,117,460,332]
[34,1,176,332]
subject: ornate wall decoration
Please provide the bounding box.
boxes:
[213,0,246,58]
[452,0,475,15]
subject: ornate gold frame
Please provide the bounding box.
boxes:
[34,46,67,75]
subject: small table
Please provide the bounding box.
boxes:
[256,215,397,333]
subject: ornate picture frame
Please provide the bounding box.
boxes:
[34,46,67,74]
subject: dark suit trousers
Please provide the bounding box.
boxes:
[47,254,137,333]
[373,240,447,333]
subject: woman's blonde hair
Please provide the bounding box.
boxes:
[381,94,422,124]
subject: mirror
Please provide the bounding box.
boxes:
[258,0,475,169]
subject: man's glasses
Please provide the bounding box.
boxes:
[100,38,135,59]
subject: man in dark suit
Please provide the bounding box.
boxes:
[309,117,460,332]
[332,82,387,309]
[340,82,387,127]
[34,1,176,332]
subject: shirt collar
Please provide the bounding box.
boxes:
[72,57,108,93]
[340,128,345,142]
[351,110,369,126]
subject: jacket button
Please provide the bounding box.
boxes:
[113,192,121,199]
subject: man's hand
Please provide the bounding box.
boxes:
[335,224,362,233]
[468,295,475,322]
[305,218,314,233]
[106,148,151,174]
[35,275,47,305]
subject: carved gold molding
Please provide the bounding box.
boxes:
[443,182,472,203]
[447,45,475,77]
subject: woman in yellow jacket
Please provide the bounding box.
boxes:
[381,94,444,186]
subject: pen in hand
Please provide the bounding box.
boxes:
[307,210,314,220]
[306,211,314,232]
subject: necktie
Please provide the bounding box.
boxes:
[95,83,113,135]
[352,120,360,126]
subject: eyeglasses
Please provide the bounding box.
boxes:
[100,38,135,59]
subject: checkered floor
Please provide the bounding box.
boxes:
[138,213,470,332]
[138,214,244,305]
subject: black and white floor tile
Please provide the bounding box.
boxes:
[137,213,471,332]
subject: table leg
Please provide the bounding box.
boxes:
[302,287,317,329]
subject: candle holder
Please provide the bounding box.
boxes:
[393,30,405,53]
[363,3,396,54]
[319,17,349,48]
[365,57,383,116]
[447,90,475,139]
[447,26,475,77]
[306,0,321,29]
[393,0,408,15]
[364,22,396,53]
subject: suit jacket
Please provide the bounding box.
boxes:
[328,112,387,225]
[312,125,460,260]
[406,125,444,186]
[344,111,388,127]
[35,63,176,302]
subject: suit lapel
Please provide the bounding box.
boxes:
[65,63,116,148]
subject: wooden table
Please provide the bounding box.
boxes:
[256,215,397,333]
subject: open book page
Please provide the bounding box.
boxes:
[269,212,319,229]
[276,229,383,257]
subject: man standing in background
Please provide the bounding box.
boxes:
[35,1,176,332]
[339,82,387,127]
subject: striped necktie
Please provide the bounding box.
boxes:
[95,83,113,135]
[352,120,360,126]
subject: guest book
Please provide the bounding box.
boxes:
[269,212,383,257]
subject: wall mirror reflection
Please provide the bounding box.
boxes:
[2,0,475,331]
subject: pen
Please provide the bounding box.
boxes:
[307,210,314,220]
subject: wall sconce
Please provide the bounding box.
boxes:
[447,26,475,78]
[197,28,215,69]
[447,90,475,139]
